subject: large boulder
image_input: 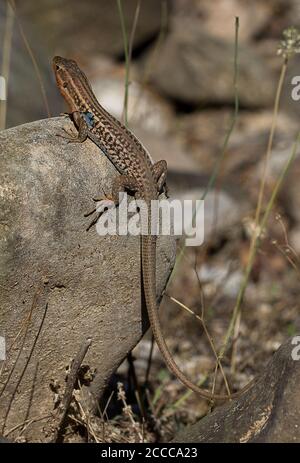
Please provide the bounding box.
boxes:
[0,117,175,441]
[172,336,300,443]
[145,26,275,108]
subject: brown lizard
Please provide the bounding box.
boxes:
[53,56,254,401]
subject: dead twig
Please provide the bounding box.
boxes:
[54,337,92,443]
[117,382,143,443]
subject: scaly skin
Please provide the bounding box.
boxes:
[53,56,254,401]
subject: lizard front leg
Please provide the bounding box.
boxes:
[57,111,88,143]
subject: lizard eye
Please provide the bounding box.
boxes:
[62,82,68,88]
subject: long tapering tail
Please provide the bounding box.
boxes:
[141,234,254,401]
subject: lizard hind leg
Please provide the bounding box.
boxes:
[85,174,140,231]
[152,160,168,196]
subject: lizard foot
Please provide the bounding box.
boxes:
[85,197,115,231]
[55,127,78,143]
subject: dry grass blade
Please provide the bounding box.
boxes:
[193,256,231,395]
[220,27,300,359]
[0,288,41,397]
[271,215,300,278]
[4,414,51,438]
[171,16,240,278]
[7,0,51,118]
[117,0,130,126]
[167,294,230,396]
[221,130,300,360]
[2,301,49,434]
[117,382,143,442]
[0,0,14,129]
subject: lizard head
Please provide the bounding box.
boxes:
[52,56,92,112]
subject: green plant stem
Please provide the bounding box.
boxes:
[7,0,51,118]
[220,130,300,358]
[219,56,289,358]
[0,1,14,130]
[170,16,240,278]
[201,18,240,201]
[254,57,288,227]
[117,0,130,127]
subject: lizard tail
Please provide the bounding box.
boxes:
[141,234,253,401]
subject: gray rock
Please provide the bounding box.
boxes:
[146,26,275,107]
[178,188,245,238]
[0,0,167,128]
[0,117,176,441]
[175,0,272,43]
[15,0,166,58]
[178,109,299,176]
[172,336,300,443]
[198,265,243,299]
[133,128,201,173]
[241,137,300,246]
[91,78,175,137]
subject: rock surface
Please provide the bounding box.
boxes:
[145,26,275,107]
[172,336,300,443]
[179,110,299,176]
[175,0,272,43]
[16,0,166,58]
[0,117,176,441]
[0,0,167,128]
[90,77,176,137]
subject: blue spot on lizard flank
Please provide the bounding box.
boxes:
[82,111,95,129]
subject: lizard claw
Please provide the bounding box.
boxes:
[164,185,169,199]
[92,186,111,203]
[92,195,114,203]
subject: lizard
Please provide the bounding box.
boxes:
[53,56,254,401]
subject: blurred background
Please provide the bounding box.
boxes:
[1,0,300,440]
